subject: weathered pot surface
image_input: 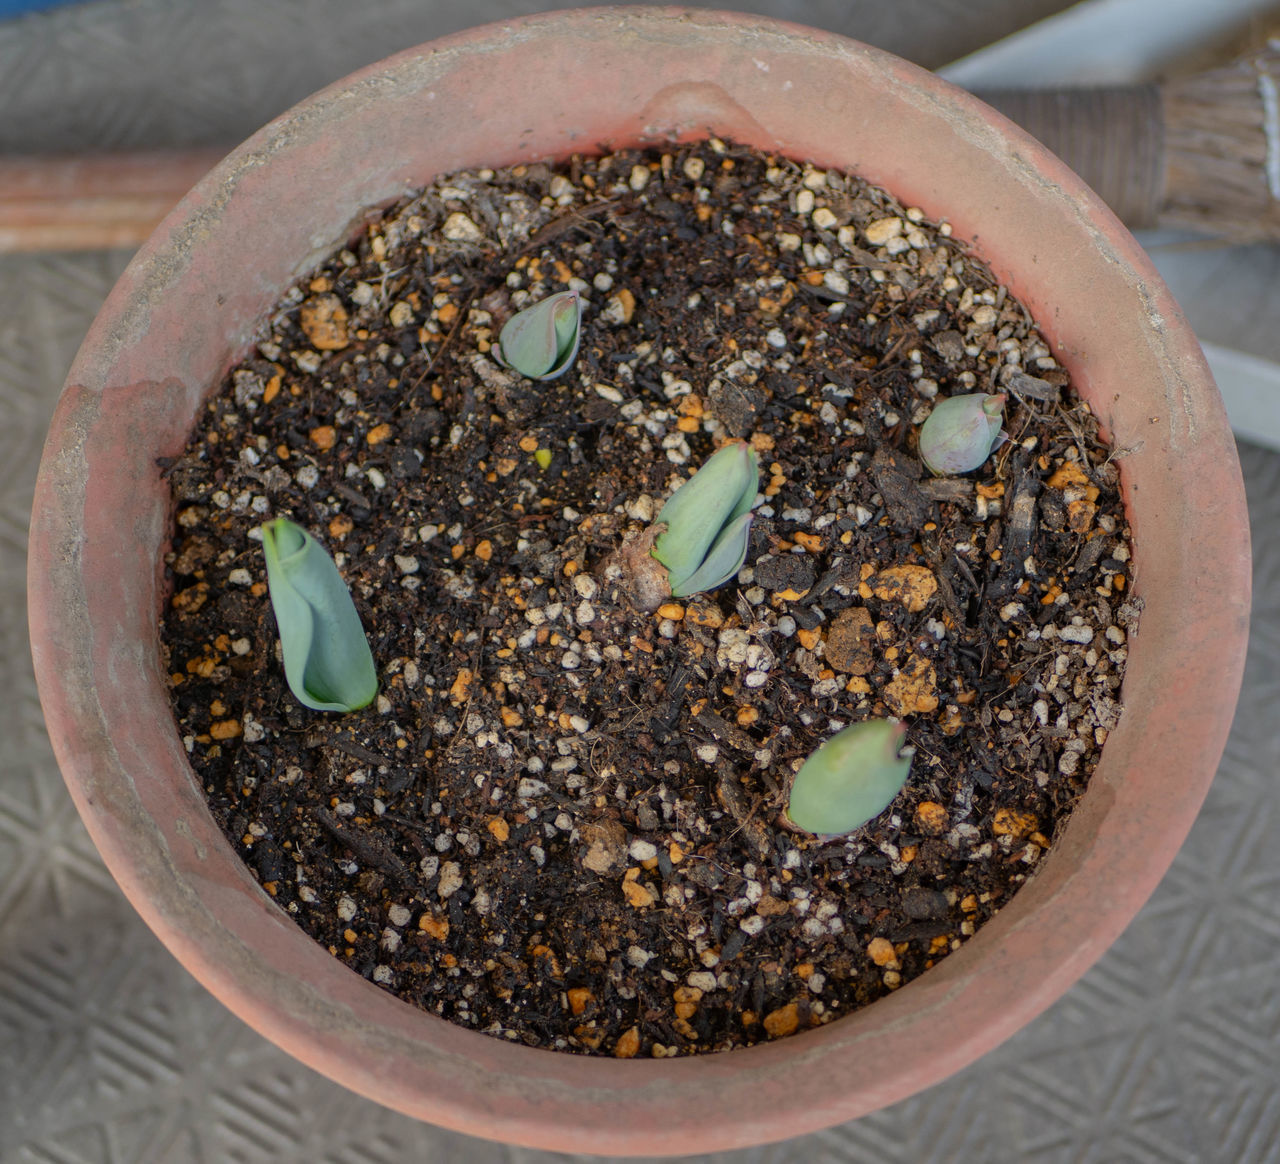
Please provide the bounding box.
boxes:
[27,7,1250,1155]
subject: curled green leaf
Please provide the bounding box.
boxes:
[917,392,1006,475]
[494,290,583,380]
[785,719,912,836]
[652,440,759,596]
[261,517,378,712]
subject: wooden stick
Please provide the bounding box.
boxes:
[0,148,227,253]
[3,40,1279,251]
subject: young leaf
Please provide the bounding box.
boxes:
[669,510,753,598]
[494,290,583,380]
[785,720,912,836]
[917,392,1007,475]
[652,440,759,594]
[260,518,378,712]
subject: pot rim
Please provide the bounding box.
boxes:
[27,6,1250,1155]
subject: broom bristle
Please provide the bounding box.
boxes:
[1160,42,1280,239]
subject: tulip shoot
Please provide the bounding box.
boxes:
[652,441,759,597]
[918,392,1006,475]
[261,518,378,713]
[786,719,912,836]
[494,290,583,380]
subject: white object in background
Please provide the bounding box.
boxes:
[940,0,1280,452]
[1200,343,1280,453]
[939,0,1278,87]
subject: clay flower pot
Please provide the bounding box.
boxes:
[27,7,1250,1156]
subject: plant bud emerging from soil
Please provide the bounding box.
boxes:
[786,719,912,836]
[918,392,1006,475]
[616,440,759,611]
[493,289,582,380]
[654,440,759,598]
[260,517,378,713]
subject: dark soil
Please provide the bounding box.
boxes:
[159,139,1135,1058]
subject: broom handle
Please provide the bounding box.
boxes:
[0,96,1166,251]
[971,86,1165,229]
[0,148,226,252]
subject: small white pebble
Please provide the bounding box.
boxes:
[442,212,483,243]
[970,304,998,330]
[629,839,659,862]
[865,216,903,245]
[437,861,464,898]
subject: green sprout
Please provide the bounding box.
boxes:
[652,440,759,597]
[785,719,912,836]
[494,289,583,380]
[260,517,378,712]
[918,392,1006,475]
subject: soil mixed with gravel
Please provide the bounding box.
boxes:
[160,139,1136,1059]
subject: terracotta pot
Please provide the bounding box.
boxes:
[27,7,1250,1156]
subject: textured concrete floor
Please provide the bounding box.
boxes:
[3,3,1278,1162]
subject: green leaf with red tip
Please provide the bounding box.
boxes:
[494,290,583,380]
[918,393,1006,475]
[786,720,912,836]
